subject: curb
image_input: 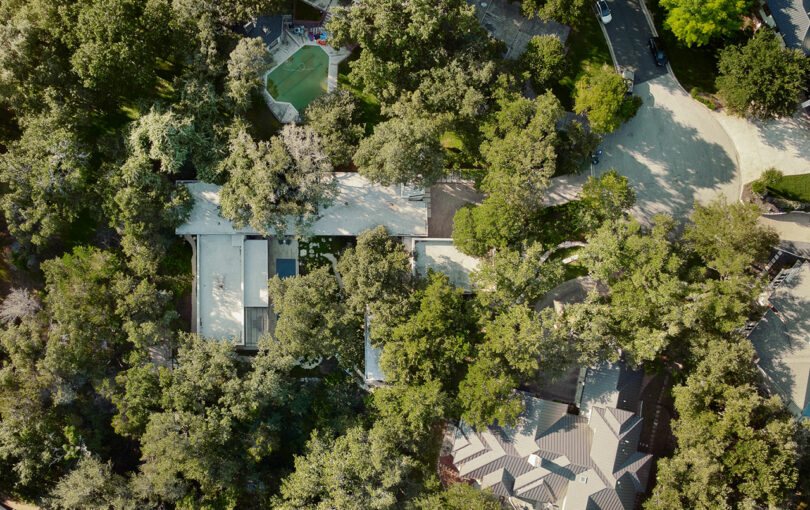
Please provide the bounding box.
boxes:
[595,12,619,71]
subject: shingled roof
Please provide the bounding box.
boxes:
[767,0,810,54]
[451,393,652,510]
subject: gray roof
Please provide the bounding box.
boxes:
[767,0,810,54]
[243,16,284,47]
[749,261,810,417]
[579,363,643,416]
[451,393,652,510]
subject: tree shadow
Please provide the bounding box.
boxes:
[596,77,738,224]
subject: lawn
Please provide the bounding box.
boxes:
[337,50,383,135]
[552,13,613,111]
[645,0,747,93]
[767,173,810,203]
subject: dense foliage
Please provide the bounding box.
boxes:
[717,29,810,119]
[660,0,753,47]
[0,0,806,506]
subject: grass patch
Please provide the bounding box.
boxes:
[767,173,810,203]
[441,131,464,149]
[645,0,747,93]
[552,14,612,111]
[338,49,383,134]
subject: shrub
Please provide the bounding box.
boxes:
[751,167,783,195]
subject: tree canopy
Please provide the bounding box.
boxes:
[661,0,753,47]
[717,29,810,119]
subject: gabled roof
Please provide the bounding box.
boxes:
[451,392,652,510]
[767,0,810,55]
[750,261,810,417]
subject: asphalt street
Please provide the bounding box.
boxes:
[600,0,667,83]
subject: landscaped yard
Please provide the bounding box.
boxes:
[551,13,613,111]
[766,172,810,203]
[298,236,356,275]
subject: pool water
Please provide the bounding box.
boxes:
[266,46,329,112]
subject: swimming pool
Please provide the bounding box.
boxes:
[266,46,329,112]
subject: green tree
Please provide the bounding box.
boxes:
[381,272,481,390]
[369,380,450,455]
[471,242,566,311]
[520,35,567,89]
[457,356,523,430]
[480,305,575,380]
[0,117,90,248]
[353,115,445,186]
[225,37,271,112]
[451,194,524,257]
[661,0,752,47]
[520,0,587,25]
[337,226,412,327]
[578,169,636,229]
[717,29,810,119]
[574,64,637,134]
[683,197,778,277]
[69,0,174,99]
[302,89,365,167]
[480,86,562,212]
[414,482,502,509]
[268,266,361,365]
[570,216,688,365]
[106,155,192,276]
[218,126,336,235]
[132,335,298,506]
[48,456,136,510]
[555,119,601,175]
[646,338,801,509]
[277,426,414,510]
[326,0,494,105]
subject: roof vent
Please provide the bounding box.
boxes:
[579,474,588,483]
[528,454,541,467]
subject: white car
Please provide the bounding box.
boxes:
[596,0,612,24]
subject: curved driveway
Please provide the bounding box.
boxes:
[592,0,740,223]
[596,74,740,222]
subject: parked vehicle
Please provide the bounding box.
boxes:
[648,36,667,66]
[621,69,635,96]
[595,0,612,24]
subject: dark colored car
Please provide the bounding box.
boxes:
[649,36,667,66]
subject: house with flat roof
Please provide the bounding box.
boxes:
[176,174,428,347]
[450,388,652,510]
[748,261,810,418]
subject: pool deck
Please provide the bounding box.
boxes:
[262,30,352,123]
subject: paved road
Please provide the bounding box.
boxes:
[602,0,667,83]
[595,75,740,223]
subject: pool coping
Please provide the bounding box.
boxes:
[262,29,352,123]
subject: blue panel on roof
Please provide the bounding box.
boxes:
[276,258,296,279]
